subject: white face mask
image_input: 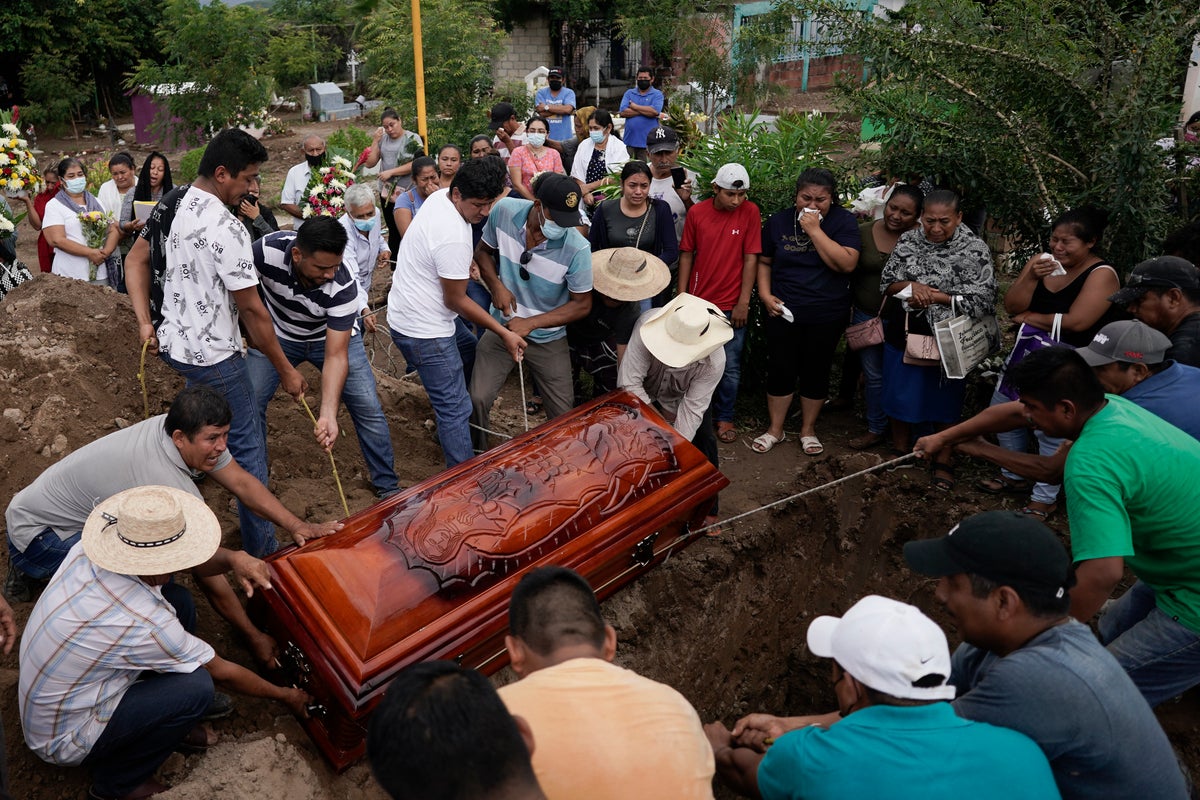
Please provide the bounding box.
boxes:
[65,176,88,194]
[526,132,547,147]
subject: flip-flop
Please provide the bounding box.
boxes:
[749,432,786,453]
[701,515,726,537]
[716,423,737,443]
[931,462,957,491]
[175,724,218,755]
[800,435,824,456]
[977,474,1033,495]
[1021,503,1058,521]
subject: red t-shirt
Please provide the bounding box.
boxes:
[33,188,57,273]
[679,199,762,311]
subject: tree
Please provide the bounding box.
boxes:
[359,0,505,147]
[775,0,1200,270]
[129,0,273,146]
[267,27,344,90]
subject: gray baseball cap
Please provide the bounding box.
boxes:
[1075,319,1173,367]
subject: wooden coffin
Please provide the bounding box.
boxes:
[253,391,728,770]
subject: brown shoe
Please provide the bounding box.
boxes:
[849,431,885,450]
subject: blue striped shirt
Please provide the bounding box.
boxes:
[252,230,359,342]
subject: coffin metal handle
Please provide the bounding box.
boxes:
[305,703,327,718]
[283,641,312,678]
[632,532,659,567]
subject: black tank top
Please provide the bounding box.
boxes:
[1028,261,1125,347]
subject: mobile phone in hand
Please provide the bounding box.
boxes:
[671,167,686,188]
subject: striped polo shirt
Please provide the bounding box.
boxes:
[252,230,359,342]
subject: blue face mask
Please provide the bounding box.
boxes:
[589,130,605,144]
[542,219,569,240]
[65,177,87,194]
[353,216,376,232]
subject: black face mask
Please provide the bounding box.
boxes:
[306,153,325,168]
[548,80,563,91]
[637,79,652,91]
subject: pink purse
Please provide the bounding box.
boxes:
[845,300,886,351]
[902,313,941,366]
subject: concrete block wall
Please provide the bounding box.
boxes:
[766,54,863,91]
[494,15,554,86]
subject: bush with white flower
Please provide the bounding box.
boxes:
[301,155,356,219]
[0,115,43,197]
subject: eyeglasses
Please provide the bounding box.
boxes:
[519,249,532,281]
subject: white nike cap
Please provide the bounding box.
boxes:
[806,595,955,701]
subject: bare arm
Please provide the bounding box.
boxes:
[506,290,592,339]
[731,253,756,328]
[441,276,526,361]
[279,202,302,220]
[913,401,1030,458]
[1016,267,1120,333]
[208,458,344,544]
[757,255,782,317]
[19,196,43,230]
[314,328,351,450]
[509,165,536,201]
[799,214,858,273]
[953,437,1068,484]
[677,250,694,296]
[231,286,307,399]
[204,654,310,716]
[125,236,158,351]
[44,224,109,264]
[705,722,764,799]
[1070,556,1125,622]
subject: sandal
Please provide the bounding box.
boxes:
[175,724,218,755]
[1021,502,1058,521]
[930,462,956,491]
[716,422,737,443]
[750,432,786,453]
[525,397,544,415]
[977,474,1033,495]
[800,435,824,456]
[701,515,726,537]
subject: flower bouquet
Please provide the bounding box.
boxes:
[78,210,114,281]
[301,156,356,219]
[0,116,42,198]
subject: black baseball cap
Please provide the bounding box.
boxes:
[533,172,582,228]
[1109,256,1200,306]
[904,511,1074,599]
[490,102,516,128]
[548,67,564,79]
[646,126,680,154]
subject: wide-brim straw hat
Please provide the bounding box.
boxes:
[639,292,734,369]
[82,486,221,576]
[592,247,671,302]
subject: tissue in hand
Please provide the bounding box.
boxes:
[1040,252,1067,277]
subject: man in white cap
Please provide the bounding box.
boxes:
[619,292,732,528]
[568,246,671,405]
[704,595,1059,800]
[19,486,311,800]
[676,162,762,444]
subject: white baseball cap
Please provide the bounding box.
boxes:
[806,595,955,701]
[712,163,750,190]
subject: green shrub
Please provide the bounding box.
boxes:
[176,147,206,184]
[327,126,375,166]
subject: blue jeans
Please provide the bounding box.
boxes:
[988,388,1062,504]
[1099,580,1200,707]
[712,312,747,424]
[851,307,886,434]
[9,527,81,580]
[390,328,475,468]
[246,335,399,497]
[464,281,493,341]
[160,352,276,556]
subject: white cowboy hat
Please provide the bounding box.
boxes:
[592,247,671,302]
[82,486,222,576]
[638,293,734,369]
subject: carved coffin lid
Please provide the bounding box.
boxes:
[265,392,726,706]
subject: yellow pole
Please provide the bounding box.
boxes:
[412,0,428,147]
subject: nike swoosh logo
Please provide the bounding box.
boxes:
[920,656,934,664]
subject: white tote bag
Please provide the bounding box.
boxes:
[934,296,997,380]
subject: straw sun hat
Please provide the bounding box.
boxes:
[638,293,734,369]
[82,486,221,576]
[591,247,671,302]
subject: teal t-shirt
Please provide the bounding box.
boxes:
[1066,394,1200,632]
[756,703,1059,800]
[481,197,592,343]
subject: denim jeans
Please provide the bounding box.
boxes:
[712,311,747,424]
[464,281,493,341]
[390,328,475,468]
[988,388,1062,504]
[160,352,276,556]
[246,335,399,497]
[1099,580,1200,707]
[851,307,886,435]
[9,527,81,580]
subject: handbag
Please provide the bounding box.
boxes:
[903,312,941,366]
[996,313,1064,400]
[845,299,885,351]
[934,296,999,379]
[0,257,33,302]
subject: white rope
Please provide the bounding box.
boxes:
[691,451,921,537]
[468,421,513,440]
[518,360,529,431]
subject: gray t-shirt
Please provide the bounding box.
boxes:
[5,414,232,551]
[379,130,424,194]
[952,620,1187,800]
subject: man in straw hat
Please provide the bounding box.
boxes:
[470,172,593,452]
[619,292,732,528]
[567,246,671,405]
[19,486,311,800]
[704,595,1059,800]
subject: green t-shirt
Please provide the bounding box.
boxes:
[1066,394,1200,632]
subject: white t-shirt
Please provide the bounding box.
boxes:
[280,162,312,228]
[387,188,473,338]
[649,171,696,244]
[43,197,105,282]
[157,185,260,366]
[97,177,135,216]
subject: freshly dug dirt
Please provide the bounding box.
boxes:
[3,119,1198,798]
